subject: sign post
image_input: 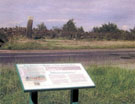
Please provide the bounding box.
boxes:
[70,89,79,104]
[29,92,38,104]
[16,63,95,104]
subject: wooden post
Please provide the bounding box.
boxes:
[26,16,33,39]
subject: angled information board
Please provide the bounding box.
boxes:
[16,63,95,92]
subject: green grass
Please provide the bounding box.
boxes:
[1,65,135,104]
[2,37,135,50]
[1,40,43,50]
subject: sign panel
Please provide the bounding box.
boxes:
[16,63,95,92]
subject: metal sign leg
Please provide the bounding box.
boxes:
[29,92,38,104]
[70,89,79,104]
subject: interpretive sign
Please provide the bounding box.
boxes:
[16,63,95,92]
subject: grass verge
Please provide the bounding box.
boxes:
[1,37,135,50]
[0,65,135,104]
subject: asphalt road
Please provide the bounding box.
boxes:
[0,49,135,65]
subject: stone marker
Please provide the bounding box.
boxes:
[26,16,33,38]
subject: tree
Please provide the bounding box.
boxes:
[76,26,84,39]
[130,27,135,33]
[37,22,47,31]
[92,27,100,33]
[52,26,62,37]
[33,22,47,39]
[62,19,77,39]
[63,19,77,32]
[92,22,120,33]
[92,22,121,40]
[129,27,135,40]
[77,26,84,33]
[101,23,119,33]
[0,32,8,47]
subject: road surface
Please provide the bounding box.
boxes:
[1,49,135,65]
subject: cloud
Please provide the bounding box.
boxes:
[0,0,135,31]
[46,19,68,22]
[122,25,128,30]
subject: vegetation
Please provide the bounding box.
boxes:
[1,36,42,50]
[2,36,135,50]
[0,19,135,49]
[1,65,135,104]
[37,22,47,31]
[93,23,120,33]
[0,19,135,41]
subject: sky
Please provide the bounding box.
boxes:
[0,0,135,31]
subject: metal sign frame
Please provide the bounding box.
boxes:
[16,63,95,104]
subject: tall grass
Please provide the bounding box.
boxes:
[85,66,135,104]
[0,65,29,104]
[0,65,135,104]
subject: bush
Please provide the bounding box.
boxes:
[0,32,8,47]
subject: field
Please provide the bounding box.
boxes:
[1,36,135,50]
[1,64,135,104]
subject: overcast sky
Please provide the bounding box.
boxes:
[0,0,135,31]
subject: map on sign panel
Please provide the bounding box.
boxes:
[16,63,95,92]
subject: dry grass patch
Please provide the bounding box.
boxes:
[43,40,135,49]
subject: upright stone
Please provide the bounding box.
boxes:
[26,16,33,38]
